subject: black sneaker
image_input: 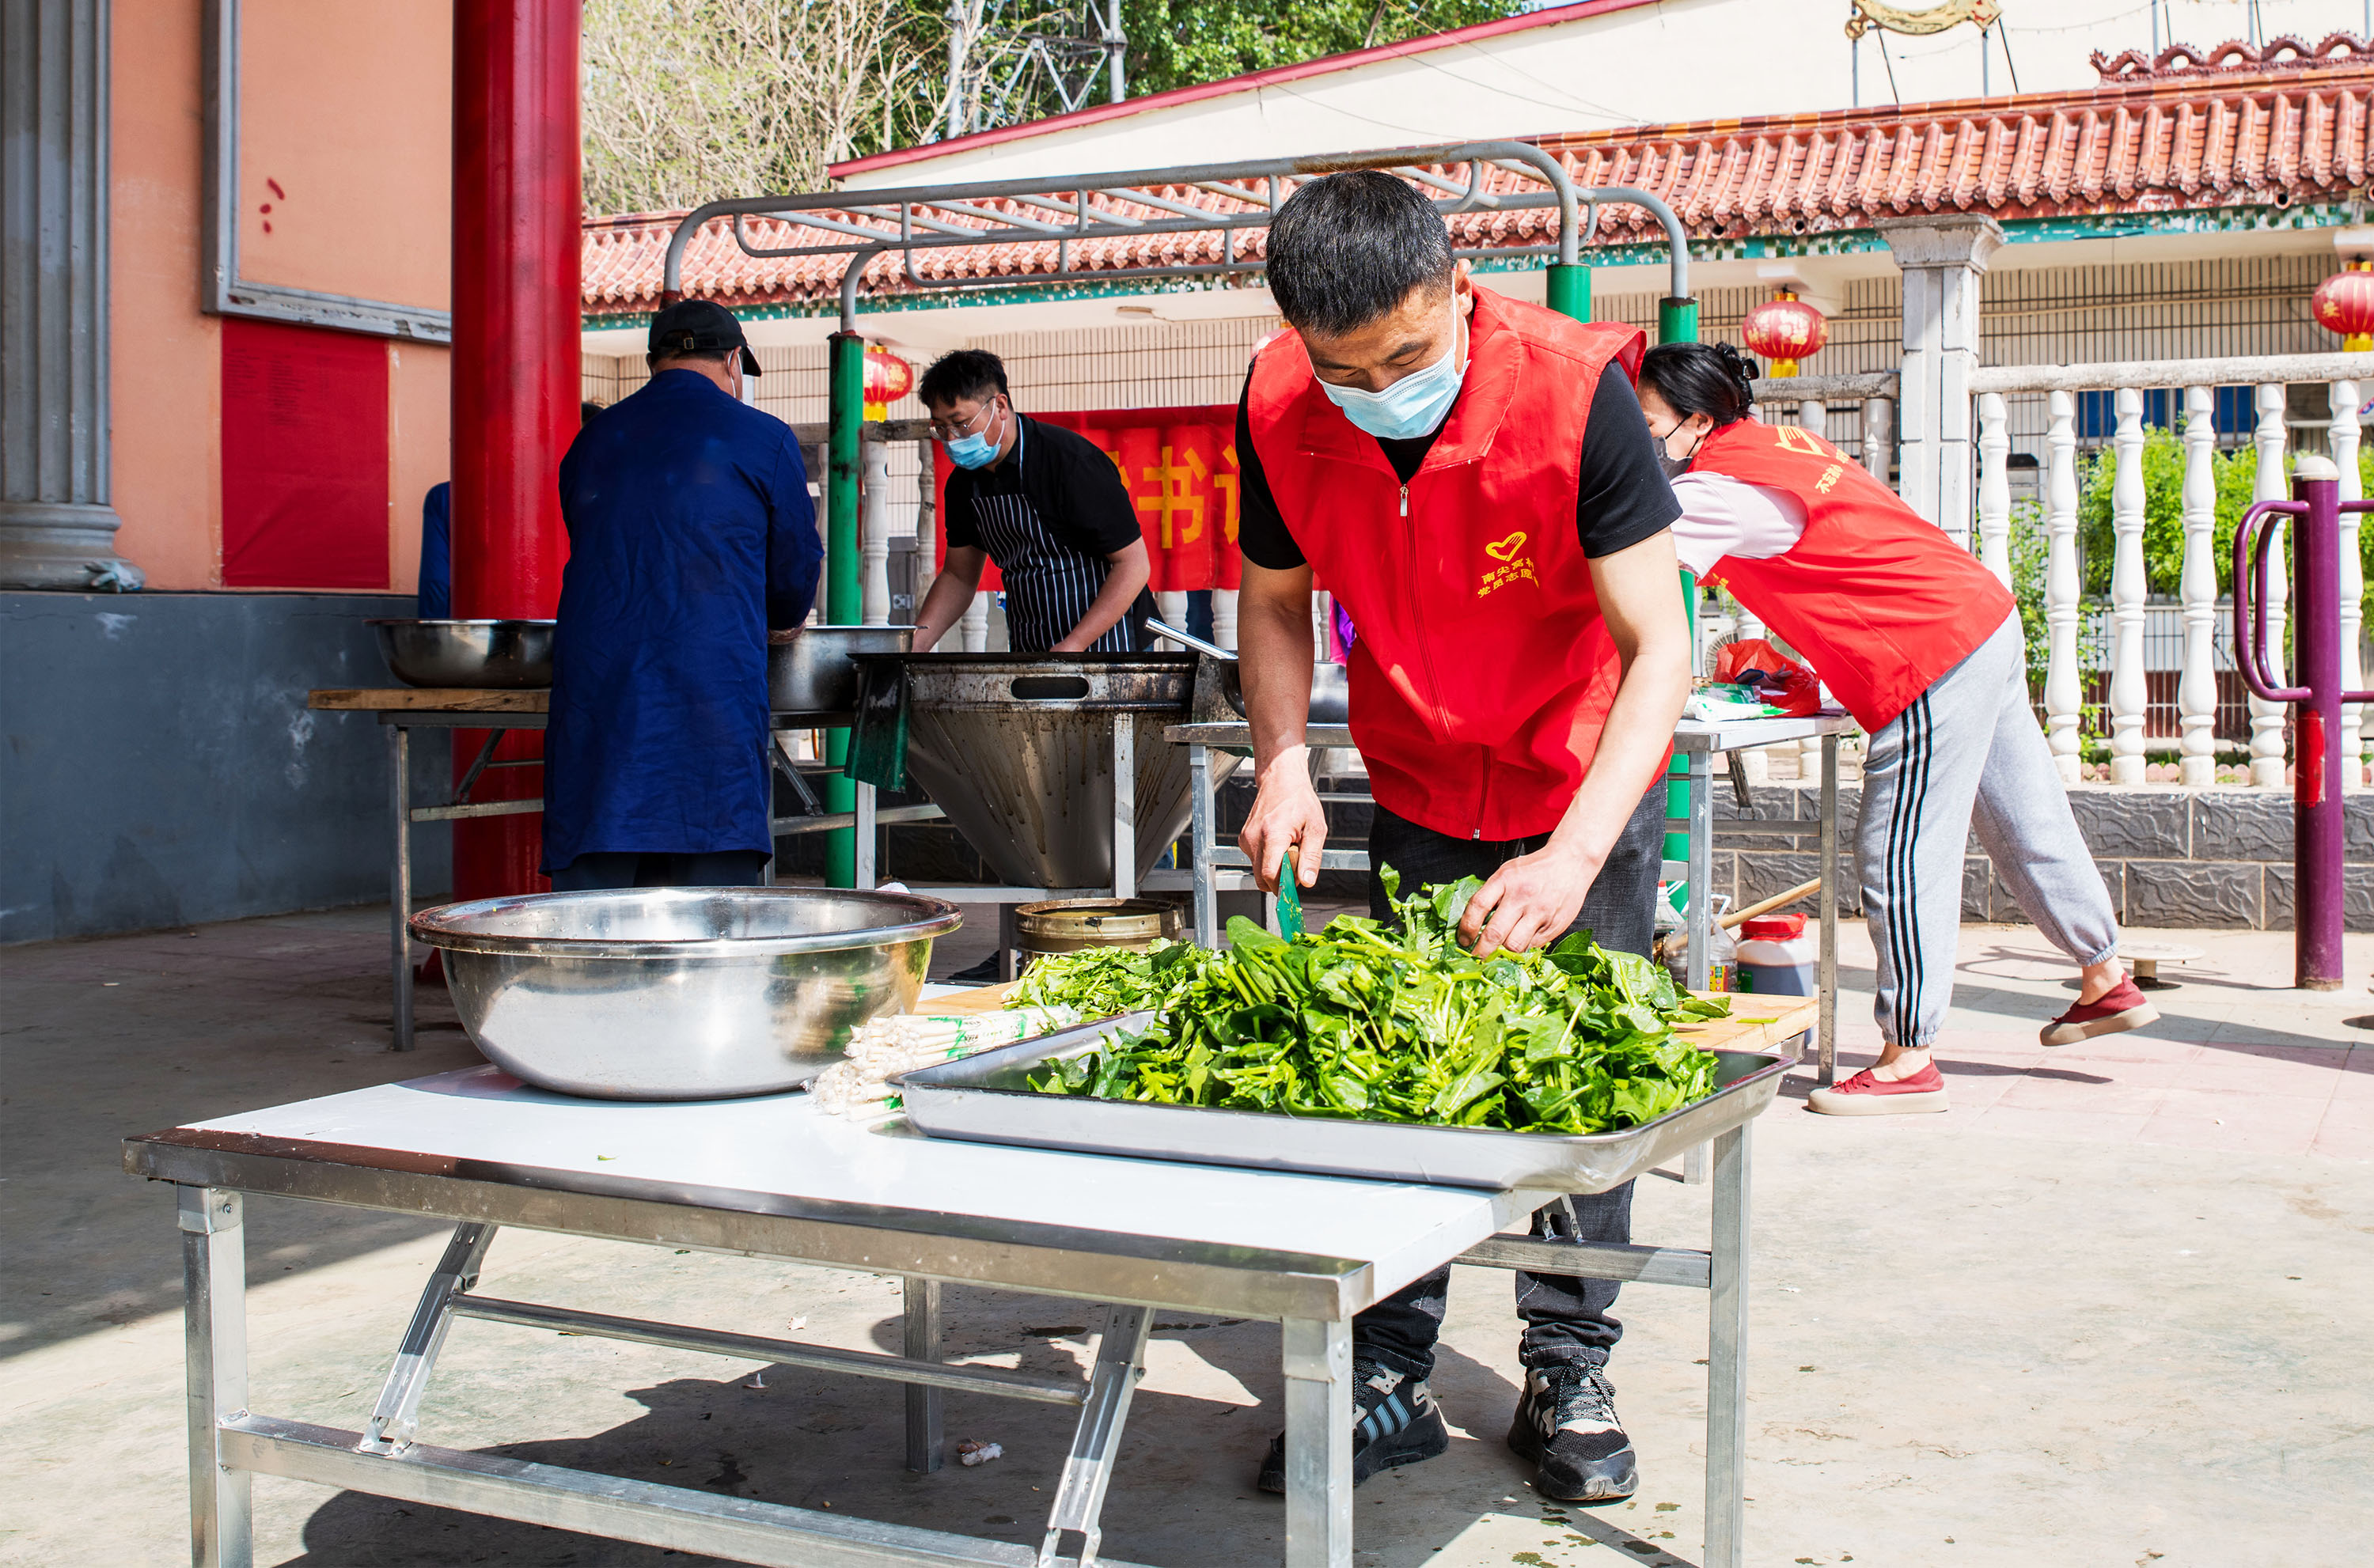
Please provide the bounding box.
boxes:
[1256,1354,1448,1493]
[1507,1360,1637,1502]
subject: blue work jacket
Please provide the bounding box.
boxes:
[542,370,821,872]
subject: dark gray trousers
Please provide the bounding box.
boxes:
[1355,782,1664,1376]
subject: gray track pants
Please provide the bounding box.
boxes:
[1857,612,2121,1048]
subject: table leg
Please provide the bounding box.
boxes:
[1819,734,1840,1086]
[1112,718,1136,901]
[855,780,878,891]
[389,725,414,1052]
[359,1223,497,1454]
[1705,1123,1750,1568]
[1189,744,1216,949]
[1281,1317,1352,1568]
[1039,1304,1154,1568]
[1683,753,1716,1185]
[181,1187,250,1568]
[903,1277,944,1475]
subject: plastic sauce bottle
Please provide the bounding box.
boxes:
[1736,912,1818,996]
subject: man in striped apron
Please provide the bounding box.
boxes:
[912,350,1155,653]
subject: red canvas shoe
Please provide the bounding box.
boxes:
[2041,978,2160,1046]
[1807,1062,1950,1116]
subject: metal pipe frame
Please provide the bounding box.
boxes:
[662,142,1697,330]
[380,712,550,1051]
[187,1206,1167,1566]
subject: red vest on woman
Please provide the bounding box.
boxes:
[1246,286,1646,841]
[1692,419,2015,733]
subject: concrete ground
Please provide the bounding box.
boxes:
[3,906,2370,1568]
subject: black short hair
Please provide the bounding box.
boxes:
[581,400,606,426]
[919,349,1009,407]
[1639,342,1760,427]
[1264,171,1455,336]
[647,345,733,372]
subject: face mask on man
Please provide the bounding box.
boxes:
[942,399,1007,470]
[1320,292,1468,441]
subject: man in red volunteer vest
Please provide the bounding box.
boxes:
[1636,341,2158,1119]
[1233,172,1693,1503]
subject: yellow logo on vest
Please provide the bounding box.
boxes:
[1478,530,1537,598]
[1773,426,1829,457]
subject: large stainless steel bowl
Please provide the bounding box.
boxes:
[370,619,556,688]
[410,887,961,1100]
[768,625,916,714]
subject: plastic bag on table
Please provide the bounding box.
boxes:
[1712,638,1820,718]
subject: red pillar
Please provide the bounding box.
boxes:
[449,0,579,901]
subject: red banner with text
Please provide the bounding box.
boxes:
[931,405,1244,593]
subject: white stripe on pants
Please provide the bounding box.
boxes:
[1856,612,2122,1049]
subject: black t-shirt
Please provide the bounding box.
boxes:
[942,414,1143,558]
[1234,365,1679,570]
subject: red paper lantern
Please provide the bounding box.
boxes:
[1741,292,1828,377]
[862,346,914,416]
[2313,260,2374,352]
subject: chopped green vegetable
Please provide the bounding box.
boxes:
[1015,869,1730,1136]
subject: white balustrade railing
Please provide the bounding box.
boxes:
[2335,380,2365,793]
[2042,390,2084,782]
[1976,392,2012,587]
[2179,385,2220,786]
[2248,384,2291,786]
[860,437,893,627]
[1970,352,2374,790]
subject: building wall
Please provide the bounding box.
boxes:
[0,592,452,945]
[838,0,2358,189]
[108,0,453,594]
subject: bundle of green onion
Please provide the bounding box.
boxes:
[1011,869,1728,1135]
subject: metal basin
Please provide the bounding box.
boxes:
[768,625,915,715]
[874,653,1239,892]
[370,619,555,688]
[409,887,961,1100]
[1223,661,1350,725]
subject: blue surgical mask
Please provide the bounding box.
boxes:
[942,400,1006,469]
[1320,295,1467,441]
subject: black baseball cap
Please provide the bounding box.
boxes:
[648,299,762,375]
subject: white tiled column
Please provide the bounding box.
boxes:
[1875,216,2004,547]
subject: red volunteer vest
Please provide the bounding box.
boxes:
[1247,286,1646,841]
[1693,419,2015,733]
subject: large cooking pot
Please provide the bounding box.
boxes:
[768,625,916,714]
[873,653,1237,892]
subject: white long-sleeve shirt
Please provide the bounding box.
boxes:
[1667,470,1808,577]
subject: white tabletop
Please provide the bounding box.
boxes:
[173,1067,1524,1311]
[1672,711,1857,755]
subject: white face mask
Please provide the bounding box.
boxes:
[1319,293,1468,441]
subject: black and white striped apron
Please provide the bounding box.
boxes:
[966,428,1136,653]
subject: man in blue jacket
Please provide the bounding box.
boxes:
[542,301,822,891]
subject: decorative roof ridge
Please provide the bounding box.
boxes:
[2093,31,2373,84]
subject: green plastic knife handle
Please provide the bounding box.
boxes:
[1276,847,1305,939]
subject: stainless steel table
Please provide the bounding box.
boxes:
[1169,714,1856,1086]
[127,1062,1770,1568]
[307,690,941,1051]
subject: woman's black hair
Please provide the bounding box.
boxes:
[1638,341,1760,427]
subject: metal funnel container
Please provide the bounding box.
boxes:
[875,654,1240,891]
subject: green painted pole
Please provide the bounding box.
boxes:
[1657,295,1701,865]
[1545,262,1591,323]
[824,331,866,888]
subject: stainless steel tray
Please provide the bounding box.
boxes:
[894,1013,1792,1192]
